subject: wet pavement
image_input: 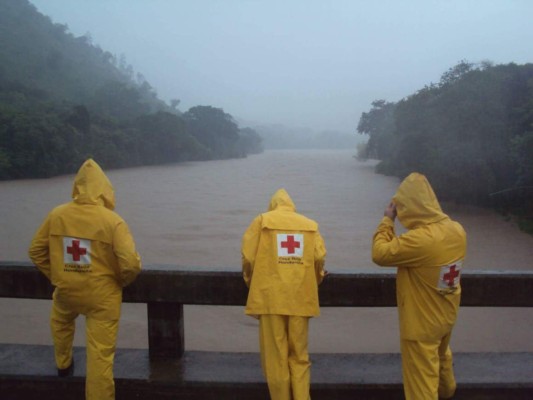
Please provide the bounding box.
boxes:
[1,344,533,399]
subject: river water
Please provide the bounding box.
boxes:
[1,149,532,353]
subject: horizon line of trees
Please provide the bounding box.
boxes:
[356,61,533,229]
[0,0,263,180]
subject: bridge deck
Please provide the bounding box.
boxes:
[1,344,532,399]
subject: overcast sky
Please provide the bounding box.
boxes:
[30,0,533,133]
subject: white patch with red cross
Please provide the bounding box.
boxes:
[438,261,462,289]
[277,234,304,257]
[63,237,91,265]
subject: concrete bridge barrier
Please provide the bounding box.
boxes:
[1,262,532,399]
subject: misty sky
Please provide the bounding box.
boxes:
[29,0,533,133]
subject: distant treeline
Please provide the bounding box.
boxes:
[0,0,262,179]
[357,61,533,227]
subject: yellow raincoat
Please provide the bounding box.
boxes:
[242,189,326,400]
[29,159,141,400]
[372,173,466,400]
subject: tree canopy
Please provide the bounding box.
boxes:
[0,0,262,179]
[357,61,533,226]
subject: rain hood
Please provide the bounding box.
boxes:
[268,188,296,212]
[72,159,115,210]
[393,173,447,229]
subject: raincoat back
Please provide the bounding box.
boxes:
[372,173,467,340]
[29,159,141,319]
[242,189,326,317]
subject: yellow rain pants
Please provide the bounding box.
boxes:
[400,333,456,400]
[259,315,311,400]
[51,291,119,400]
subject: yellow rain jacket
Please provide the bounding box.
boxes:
[242,189,326,317]
[372,173,467,341]
[29,159,141,317]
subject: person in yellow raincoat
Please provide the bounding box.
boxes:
[28,159,142,400]
[372,173,467,400]
[242,188,327,400]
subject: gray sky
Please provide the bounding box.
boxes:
[30,0,533,133]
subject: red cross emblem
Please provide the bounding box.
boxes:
[281,235,301,254]
[278,233,304,257]
[66,240,87,261]
[443,264,460,287]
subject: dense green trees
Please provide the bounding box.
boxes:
[356,100,396,160]
[0,104,82,178]
[135,111,208,164]
[0,0,262,180]
[183,106,241,159]
[357,61,533,224]
[237,127,264,155]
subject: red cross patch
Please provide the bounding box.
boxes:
[438,261,462,289]
[63,237,91,265]
[277,234,304,257]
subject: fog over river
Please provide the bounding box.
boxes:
[1,149,532,353]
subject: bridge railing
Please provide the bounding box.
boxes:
[1,261,532,360]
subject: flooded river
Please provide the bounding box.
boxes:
[1,149,532,353]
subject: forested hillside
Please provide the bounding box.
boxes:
[0,0,262,179]
[357,61,533,230]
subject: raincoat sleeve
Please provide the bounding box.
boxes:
[372,216,431,267]
[113,221,142,287]
[314,230,327,284]
[241,216,261,288]
[28,217,52,281]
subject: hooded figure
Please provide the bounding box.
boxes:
[29,159,141,400]
[372,173,466,400]
[242,188,326,400]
